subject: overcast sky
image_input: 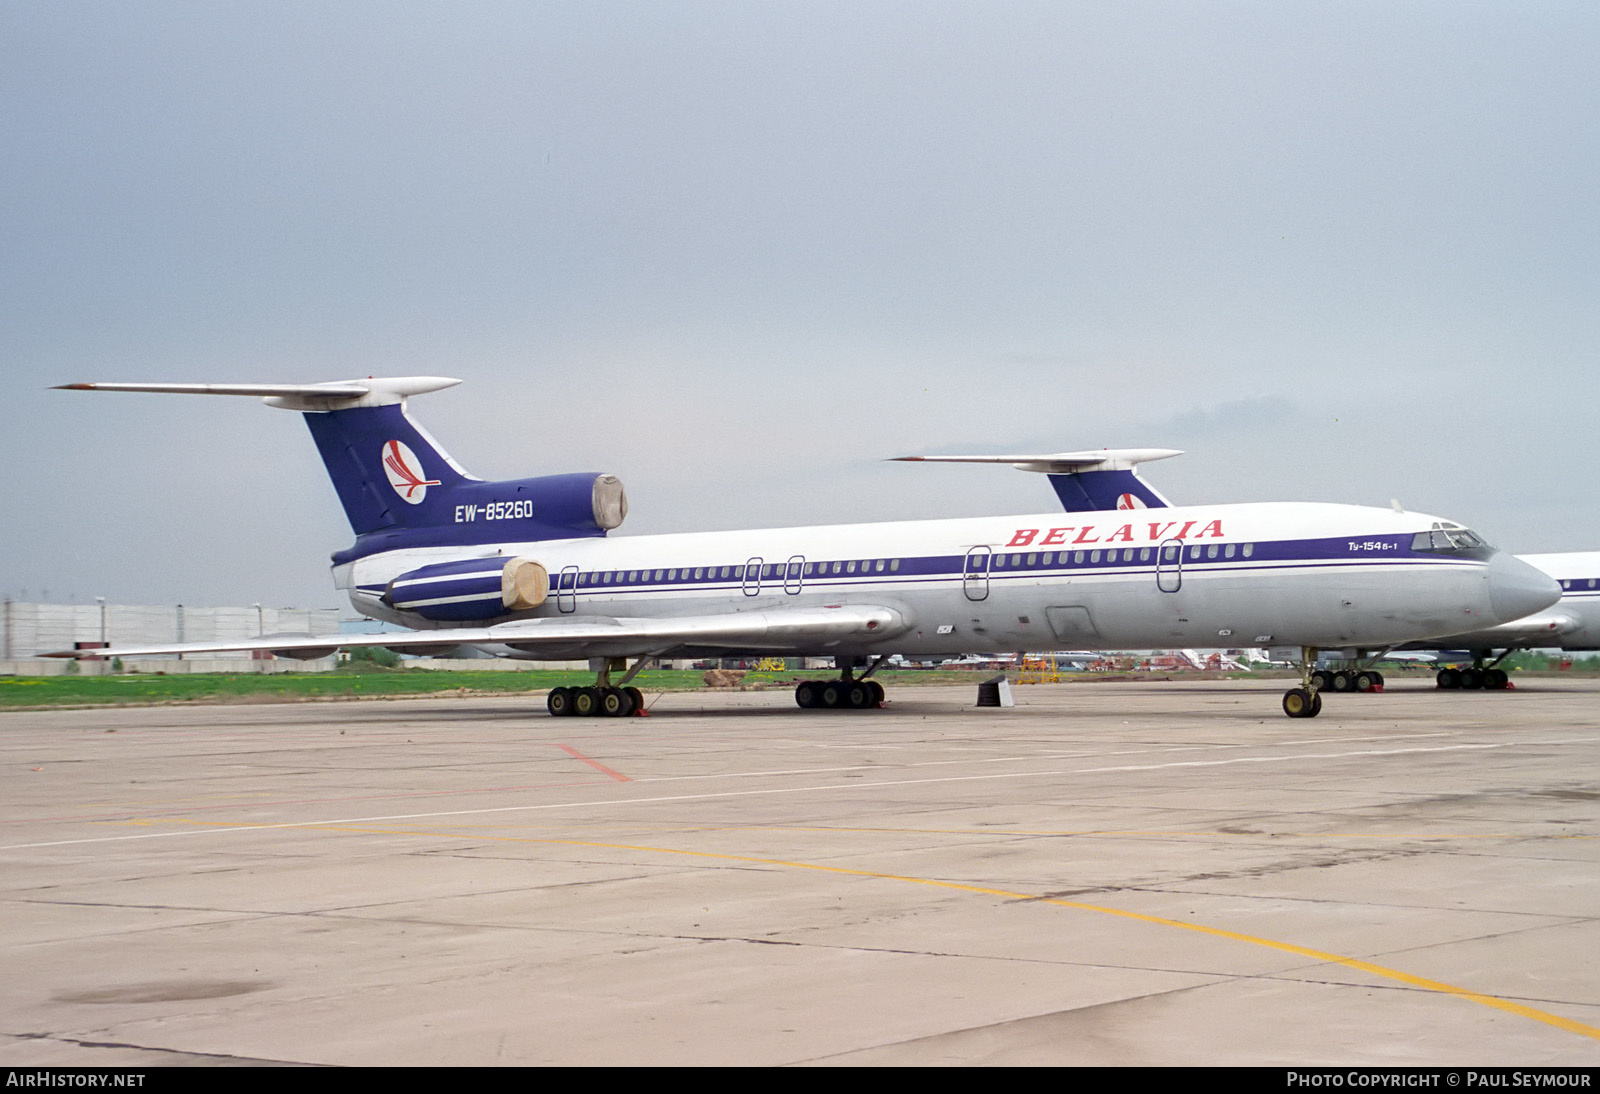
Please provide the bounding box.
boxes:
[4,2,1597,610]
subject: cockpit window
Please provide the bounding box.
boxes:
[1411,526,1488,553]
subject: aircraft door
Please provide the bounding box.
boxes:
[964,546,992,602]
[784,555,805,595]
[557,565,579,613]
[743,557,763,597]
[1156,539,1182,594]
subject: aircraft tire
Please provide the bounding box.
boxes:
[625,686,645,712]
[1437,668,1460,689]
[573,687,600,717]
[820,682,843,708]
[1330,671,1353,692]
[1311,670,1332,691]
[867,680,885,707]
[601,687,634,717]
[1487,669,1509,690]
[1282,688,1316,718]
[1354,671,1375,692]
[547,687,574,717]
[845,682,870,709]
[795,681,819,708]
[1460,668,1483,690]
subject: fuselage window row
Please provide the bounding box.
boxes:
[568,543,1284,590]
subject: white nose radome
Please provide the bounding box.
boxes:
[1487,552,1562,624]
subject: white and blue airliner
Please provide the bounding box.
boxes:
[944,447,1600,693]
[53,377,1559,719]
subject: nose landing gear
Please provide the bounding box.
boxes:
[1283,647,1324,718]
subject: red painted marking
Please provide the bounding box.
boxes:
[384,441,440,497]
[556,743,631,782]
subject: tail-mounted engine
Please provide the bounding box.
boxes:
[385,556,550,622]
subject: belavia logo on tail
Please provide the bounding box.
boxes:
[382,440,441,504]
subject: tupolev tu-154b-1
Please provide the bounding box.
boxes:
[51,376,1559,719]
[923,447,1598,694]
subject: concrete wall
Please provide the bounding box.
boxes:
[0,602,340,660]
[0,657,339,676]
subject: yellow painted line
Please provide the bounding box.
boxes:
[119,814,1600,1043]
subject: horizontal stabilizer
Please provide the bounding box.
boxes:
[55,377,461,411]
[893,448,1180,511]
[891,448,1181,473]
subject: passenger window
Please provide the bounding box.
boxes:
[1224,544,1235,559]
[1073,551,1084,564]
[1090,550,1101,563]
[875,559,886,572]
[1242,544,1254,558]
[1139,547,1151,562]
[890,559,900,571]
[1207,545,1219,559]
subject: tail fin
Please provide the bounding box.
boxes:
[56,377,627,557]
[295,395,478,536]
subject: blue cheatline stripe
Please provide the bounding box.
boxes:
[362,534,1470,590]
[357,551,1479,612]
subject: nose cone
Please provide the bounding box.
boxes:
[1487,552,1562,623]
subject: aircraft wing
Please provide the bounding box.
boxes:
[45,605,909,661]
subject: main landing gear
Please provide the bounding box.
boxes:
[1436,651,1511,690]
[1310,668,1385,693]
[793,656,886,711]
[547,657,649,718]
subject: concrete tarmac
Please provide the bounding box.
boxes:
[1,677,1597,1066]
